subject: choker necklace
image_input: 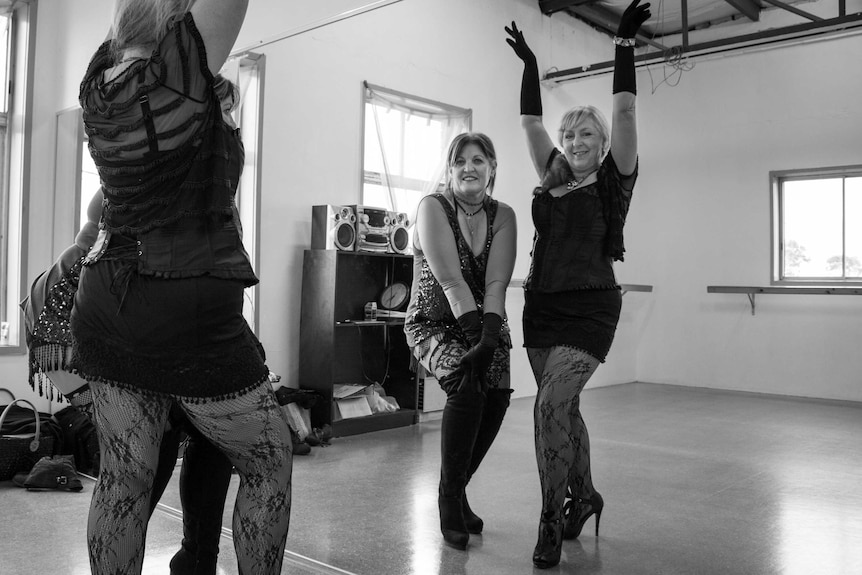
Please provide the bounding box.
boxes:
[453,193,485,207]
[454,198,484,236]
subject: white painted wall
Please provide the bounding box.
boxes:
[2,0,858,411]
[1,0,627,409]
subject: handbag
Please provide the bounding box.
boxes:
[0,392,55,481]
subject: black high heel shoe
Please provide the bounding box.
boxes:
[532,518,564,569]
[563,491,604,540]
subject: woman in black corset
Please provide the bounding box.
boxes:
[506,0,650,568]
[404,132,517,550]
[22,187,234,574]
[71,1,292,573]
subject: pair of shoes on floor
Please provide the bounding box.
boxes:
[12,455,83,492]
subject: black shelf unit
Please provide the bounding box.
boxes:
[298,249,417,437]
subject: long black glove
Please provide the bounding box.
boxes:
[613,0,651,95]
[505,22,542,116]
[458,313,503,393]
[456,310,483,346]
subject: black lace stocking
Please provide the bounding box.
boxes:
[528,346,600,520]
[87,381,292,575]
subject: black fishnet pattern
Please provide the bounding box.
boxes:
[528,346,599,521]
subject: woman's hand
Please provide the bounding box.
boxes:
[505,21,536,65]
[617,0,651,39]
[458,343,495,394]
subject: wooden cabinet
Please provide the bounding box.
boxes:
[298,249,417,437]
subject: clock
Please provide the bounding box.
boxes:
[378,281,411,311]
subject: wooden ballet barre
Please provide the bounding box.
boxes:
[707,285,862,315]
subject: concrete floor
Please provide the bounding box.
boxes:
[1,382,861,575]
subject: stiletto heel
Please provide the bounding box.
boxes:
[532,518,563,569]
[563,491,604,540]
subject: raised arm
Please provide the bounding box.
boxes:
[506,22,555,179]
[609,0,650,177]
[415,196,477,319]
[191,0,250,75]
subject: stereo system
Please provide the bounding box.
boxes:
[311,204,410,255]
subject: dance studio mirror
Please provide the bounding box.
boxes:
[9,1,860,573]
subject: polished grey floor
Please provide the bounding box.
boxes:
[2,382,861,574]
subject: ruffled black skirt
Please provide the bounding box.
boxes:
[70,254,267,400]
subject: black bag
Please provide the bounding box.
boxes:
[0,398,60,480]
[54,405,100,476]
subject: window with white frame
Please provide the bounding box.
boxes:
[1,2,35,351]
[362,83,471,224]
[771,166,862,284]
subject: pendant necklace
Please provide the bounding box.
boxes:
[566,170,596,191]
[454,197,484,236]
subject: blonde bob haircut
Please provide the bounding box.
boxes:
[110,0,193,61]
[557,105,611,161]
[444,132,498,195]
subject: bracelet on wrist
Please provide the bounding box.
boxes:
[613,36,637,47]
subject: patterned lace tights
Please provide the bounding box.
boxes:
[528,346,600,521]
[87,381,293,575]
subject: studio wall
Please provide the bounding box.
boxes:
[564,32,862,402]
[3,0,856,410]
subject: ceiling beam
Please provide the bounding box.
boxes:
[539,0,597,16]
[544,13,862,82]
[565,4,668,50]
[723,0,761,22]
[681,0,690,50]
[760,0,823,21]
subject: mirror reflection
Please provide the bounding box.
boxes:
[2,0,862,574]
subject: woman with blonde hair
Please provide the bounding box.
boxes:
[506,0,650,568]
[74,1,293,573]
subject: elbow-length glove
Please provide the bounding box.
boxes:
[458,313,503,394]
[613,0,651,95]
[505,22,542,116]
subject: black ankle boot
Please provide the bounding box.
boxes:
[532,516,564,569]
[438,373,485,550]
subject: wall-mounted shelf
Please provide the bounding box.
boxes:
[508,279,653,296]
[707,285,862,315]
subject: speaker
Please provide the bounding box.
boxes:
[387,211,410,254]
[311,205,356,251]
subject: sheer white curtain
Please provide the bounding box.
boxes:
[363,83,471,226]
